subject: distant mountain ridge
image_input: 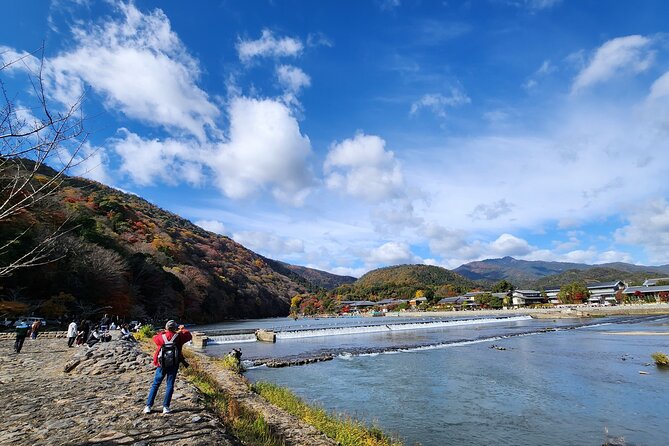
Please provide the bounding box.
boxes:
[263,258,356,290]
[455,256,669,288]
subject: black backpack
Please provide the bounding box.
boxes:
[158,333,179,369]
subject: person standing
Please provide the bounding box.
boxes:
[14,321,29,353]
[30,319,41,340]
[67,320,78,348]
[143,320,192,415]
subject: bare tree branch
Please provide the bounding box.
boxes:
[0,43,89,277]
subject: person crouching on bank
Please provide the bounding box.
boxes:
[143,320,192,415]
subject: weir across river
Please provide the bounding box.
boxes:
[197,315,533,346]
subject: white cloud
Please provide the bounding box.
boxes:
[572,35,654,94]
[470,199,514,220]
[649,71,669,100]
[615,199,669,263]
[526,0,562,10]
[195,220,227,235]
[232,230,304,257]
[410,88,470,118]
[523,59,555,90]
[111,129,204,186]
[489,233,533,257]
[44,3,219,141]
[366,241,419,265]
[0,46,40,72]
[371,199,423,233]
[324,132,404,202]
[237,29,303,63]
[71,142,113,185]
[277,64,311,94]
[379,0,401,11]
[209,96,313,205]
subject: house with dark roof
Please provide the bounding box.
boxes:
[643,278,669,286]
[436,296,478,310]
[512,290,546,307]
[586,281,626,304]
[623,285,669,302]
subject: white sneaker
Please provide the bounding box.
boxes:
[162,407,171,414]
[143,405,151,414]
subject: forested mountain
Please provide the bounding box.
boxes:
[334,264,476,300]
[0,162,346,323]
[454,256,591,285]
[455,256,669,288]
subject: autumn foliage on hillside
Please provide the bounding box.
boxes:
[0,165,308,323]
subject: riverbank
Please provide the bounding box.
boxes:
[386,302,669,319]
[0,335,397,446]
[0,336,234,446]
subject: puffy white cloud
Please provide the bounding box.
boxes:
[615,199,669,263]
[410,88,470,118]
[324,133,404,202]
[208,96,313,205]
[277,64,311,94]
[489,233,533,257]
[111,129,204,186]
[366,241,419,265]
[232,230,304,257]
[237,29,303,63]
[44,3,219,141]
[195,220,227,235]
[572,35,654,94]
[277,65,310,92]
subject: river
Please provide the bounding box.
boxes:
[197,314,669,445]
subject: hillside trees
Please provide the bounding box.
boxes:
[557,281,590,304]
[492,279,514,293]
[1,46,87,276]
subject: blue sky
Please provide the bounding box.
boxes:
[2,0,669,276]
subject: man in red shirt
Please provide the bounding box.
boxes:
[143,320,192,414]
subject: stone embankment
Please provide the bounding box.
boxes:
[189,351,338,446]
[0,336,235,446]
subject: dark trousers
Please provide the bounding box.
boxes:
[67,336,76,348]
[14,335,26,353]
[146,366,179,408]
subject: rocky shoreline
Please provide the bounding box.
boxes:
[0,336,235,446]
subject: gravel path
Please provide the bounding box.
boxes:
[0,336,236,446]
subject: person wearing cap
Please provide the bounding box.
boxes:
[143,320,192,415]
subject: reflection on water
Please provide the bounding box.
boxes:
[230,315,669,446]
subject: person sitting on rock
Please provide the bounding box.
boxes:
[87,326,101,347]
[120,324,136,342]
[143,320,192,415]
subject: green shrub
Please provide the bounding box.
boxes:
[219,354,246,373]
[134,324,155,341]
[651,352,669,366]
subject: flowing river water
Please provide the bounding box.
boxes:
[196,314,669,445]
